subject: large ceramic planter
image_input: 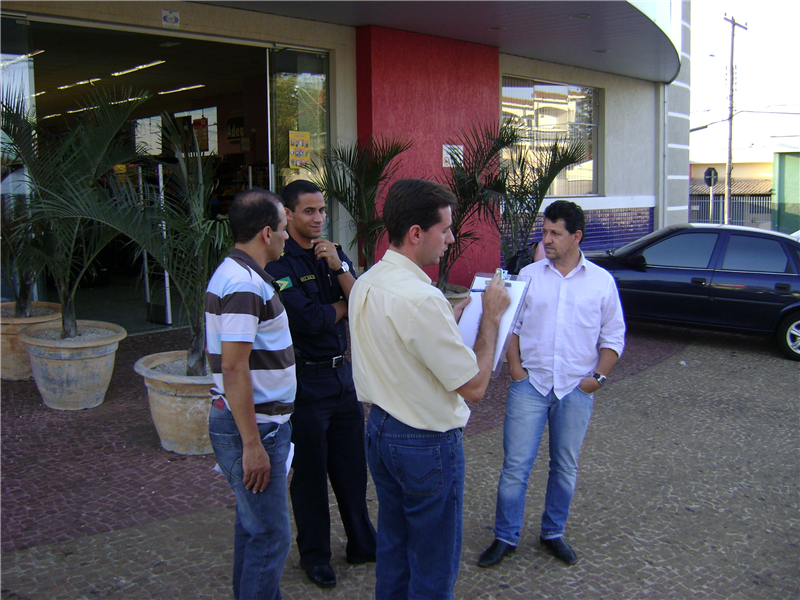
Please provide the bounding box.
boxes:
[18,319,127,410]
[1,301,62,381]
[133,350,214,455]
[442,283,470,308]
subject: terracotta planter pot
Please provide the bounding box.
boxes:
[1,301,62,381]
[442,283,470,308]
[18,320,127,410]
[133,350,214,455]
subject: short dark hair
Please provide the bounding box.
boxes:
[544,200,586,242]
[228,188,283,244]
[383,179,457,247]
[281,179,322,211]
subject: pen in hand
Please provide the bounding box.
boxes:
[471,284,511,292]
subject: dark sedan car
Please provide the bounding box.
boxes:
[585,224,800,360]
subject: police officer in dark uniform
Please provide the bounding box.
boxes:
[266,180,376,589]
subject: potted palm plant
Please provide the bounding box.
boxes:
[498,137,587,268]
[51,114,230,453]
[129,115,230,454]
[311,135,411,270]
[2,89,149,408]
[436,120,520,294]
[0,190,60,380]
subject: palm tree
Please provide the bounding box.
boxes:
[437,121,520,290]
[311,135,411,269]
[1,190,46,318]
[49,113,231,376]
[498,137,587,263]
[1,89,151,336]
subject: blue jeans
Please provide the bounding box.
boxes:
[209,404,292,600]
[493,379,593,544]
[366,405,465,600]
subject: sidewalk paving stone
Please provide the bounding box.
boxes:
[1,322,798,599]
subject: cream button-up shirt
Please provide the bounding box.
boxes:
[349,250,479,432]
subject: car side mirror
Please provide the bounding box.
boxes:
[626,254,647,268]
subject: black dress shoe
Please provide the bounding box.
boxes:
[346,554,376,565]
[478,539,516,568]
[540,536,578,565]
[303,563,337,588]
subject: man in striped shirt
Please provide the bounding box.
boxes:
[205,188,295,600]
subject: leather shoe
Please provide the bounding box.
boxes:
[478,539,516,568]
[302,563,336,588]
[540,536,578,565]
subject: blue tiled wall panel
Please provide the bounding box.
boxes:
[501,208,654,266]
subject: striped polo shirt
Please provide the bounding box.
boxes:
[205,248,296,424]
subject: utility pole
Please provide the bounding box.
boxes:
[723,14,747,225]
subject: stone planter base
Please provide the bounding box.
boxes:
[18,320,127,410]
[1,301,62,381]
[134,351,214,455]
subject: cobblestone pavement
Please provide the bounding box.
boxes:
[1,322,798,599]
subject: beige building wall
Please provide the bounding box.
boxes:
[691,163,773,181]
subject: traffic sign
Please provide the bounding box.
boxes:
[704,167,718,187]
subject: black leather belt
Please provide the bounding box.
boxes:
[299,355,345,371]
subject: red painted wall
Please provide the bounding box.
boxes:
[356,26,501,287]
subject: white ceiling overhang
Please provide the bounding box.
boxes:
[197,0,681,83]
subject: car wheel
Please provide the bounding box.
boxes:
[776,313,800,361]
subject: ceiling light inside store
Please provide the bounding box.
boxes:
[158,84,205,95]
[111,60,166,77]
[110,97,143,105]
[41,113,61,120]
[159,41,181,48]
[66,105,97,114]
[57,78,101,90]
[0,49,44,67]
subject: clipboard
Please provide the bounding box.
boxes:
[458,271,530,378]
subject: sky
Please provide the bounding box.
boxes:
[689,0,800,163]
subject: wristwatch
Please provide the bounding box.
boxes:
[592,372,607,386]
[333,262,350,276]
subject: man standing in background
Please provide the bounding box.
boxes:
[266,180,376,589]
[205,188,294,600]
[479,200,625,568]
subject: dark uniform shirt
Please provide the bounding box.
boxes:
[265,235,355,362]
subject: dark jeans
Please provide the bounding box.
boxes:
[366,404,465,600]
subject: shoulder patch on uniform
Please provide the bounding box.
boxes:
[276,277,293,291]
[300,274,316,283]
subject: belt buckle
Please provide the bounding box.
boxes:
[332,355,344,368]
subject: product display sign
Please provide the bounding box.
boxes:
[193,117,209,152]
[289,130,311,169]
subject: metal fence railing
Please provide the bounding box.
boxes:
[688,194,773,229]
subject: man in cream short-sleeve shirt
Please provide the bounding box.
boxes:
[349,178,509,600]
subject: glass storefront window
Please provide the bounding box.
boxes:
[269,49,329,191]
[502,75,599,196]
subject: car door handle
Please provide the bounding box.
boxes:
[775,283,790,291]
[691,277,707,286]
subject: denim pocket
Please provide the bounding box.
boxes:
[209,431,244,483]
[389,444,444,496]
